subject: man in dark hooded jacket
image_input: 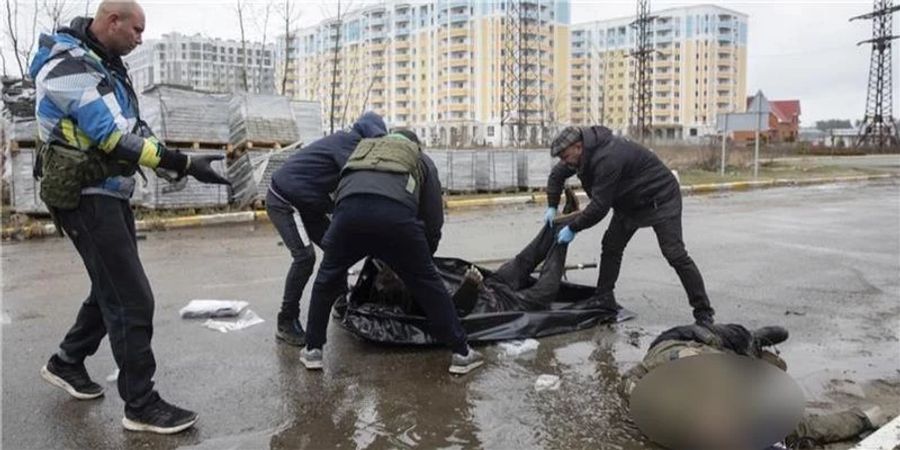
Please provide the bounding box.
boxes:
[266,112,387,346]
[544,125,714,324]
[300,130,483,375]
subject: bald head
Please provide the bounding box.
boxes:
[89,0,145,56]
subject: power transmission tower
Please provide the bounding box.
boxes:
[501,0,545,147]
[630,0,655,143]
[850,0,899,151]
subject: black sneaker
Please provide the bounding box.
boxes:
[123,395,198,434]
[276,318,306,347]
[40,354,104,400]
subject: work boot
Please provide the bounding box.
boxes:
[752,326,789,347]
[449,346,484,375]
[122,394,198,434]
[40,354,104,400]
[693,309,715,326]
[591,291,621,313]
[276,317,306,347]
[300,347,323,370]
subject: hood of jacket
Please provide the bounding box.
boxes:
[351,112,388,139]
[29,17,123,79]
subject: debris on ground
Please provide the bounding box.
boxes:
[498,339,540,358]
[179,299,249,319]
[534,374,561,392]
[202,309,264,333]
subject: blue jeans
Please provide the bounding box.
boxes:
[266,189,332,323]
[305,194,468,354]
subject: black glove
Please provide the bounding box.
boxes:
[186,154,230,185]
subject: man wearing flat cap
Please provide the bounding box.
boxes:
[544,125,715,325]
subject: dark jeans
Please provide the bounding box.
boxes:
[54,195,157,411]
[266,189,332,323]
[597,212,715,322]
[305,194,468,354]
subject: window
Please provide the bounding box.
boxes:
[487,126,494,137]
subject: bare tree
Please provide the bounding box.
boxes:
[339,51,359,128]
[1,44,8,76]
[4,0,37,79]
[42,0,74,32]
[5,0,25,78]
[254,1,273,94]
[235,0,249,91]
[278,0,300,96]
[84,0,91,16]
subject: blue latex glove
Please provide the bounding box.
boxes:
[544,207,557,227]
[557,225,576,244]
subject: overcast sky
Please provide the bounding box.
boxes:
[2,0,895,125]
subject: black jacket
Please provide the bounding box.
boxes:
[270,113,386,211]
[547,126,681,232]
[337,152,444,253]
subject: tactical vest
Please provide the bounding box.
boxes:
[36,142,135,210]
[343,136,424,197]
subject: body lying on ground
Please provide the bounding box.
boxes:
[622,323,888,449]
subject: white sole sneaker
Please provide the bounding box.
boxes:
[122,416,198,434]
[40,365,104,400]
[449,359,484,375]
[300,357,323,370]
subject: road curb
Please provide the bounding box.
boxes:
[3,174,896,240]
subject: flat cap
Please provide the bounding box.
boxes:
[550,126,583,157]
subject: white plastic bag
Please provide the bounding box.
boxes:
[534,374,561,392]
[179,300,249,319]
[498,339,540,358]
[202,309,264,333]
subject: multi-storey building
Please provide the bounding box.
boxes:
[126,33,276,95]
[276,0,571,147]
[570,5,747,140]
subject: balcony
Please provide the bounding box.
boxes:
[449,27,469,38]
[448,103,469,112]
[449,87,468,96]
[448,72,468,82]
[395,80,411,88]
[449,42,469,53]
[394,54,411,63]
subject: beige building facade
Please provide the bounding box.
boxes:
[276,0,571,147]
[569,5,748,140]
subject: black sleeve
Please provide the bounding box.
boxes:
[546,162,577,208]
[568,154,622,232]
[418,154,444,254]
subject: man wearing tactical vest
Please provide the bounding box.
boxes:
[301,130,484,375]
[30,0,228,435]
[267,112,386,348]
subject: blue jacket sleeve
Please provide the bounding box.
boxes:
[38,57,185,171]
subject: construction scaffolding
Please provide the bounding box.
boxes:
[501,0,546,147]
[629,0,655,144]
[851,0,899,151]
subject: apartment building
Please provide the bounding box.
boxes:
[126,32,276,95]
[276,0,571,147]
[569,5,748,140]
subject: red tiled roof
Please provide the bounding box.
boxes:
[770,100,801,123]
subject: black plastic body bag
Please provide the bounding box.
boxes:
[333,212,636,345]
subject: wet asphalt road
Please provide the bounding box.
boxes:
[2,179,899,450]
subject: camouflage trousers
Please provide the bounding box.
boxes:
[622,340,872,447]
